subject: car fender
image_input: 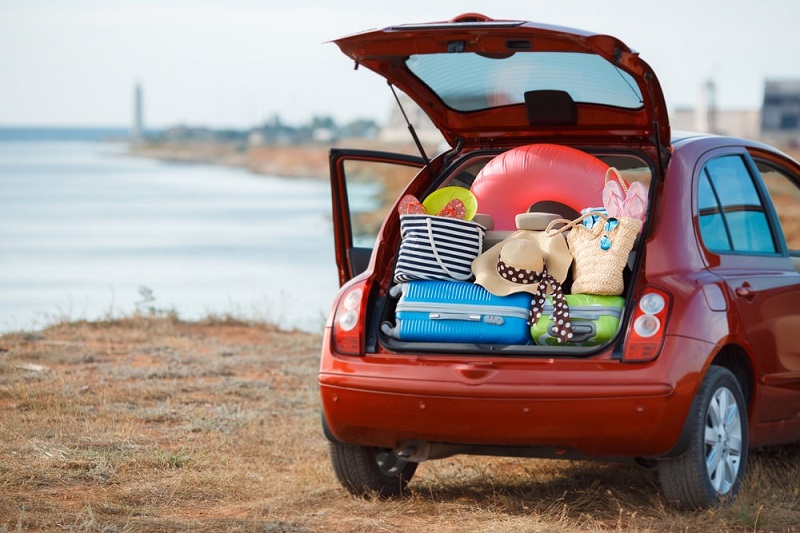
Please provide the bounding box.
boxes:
[655,272,756,457]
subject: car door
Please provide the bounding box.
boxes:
[696,148,800,431]
[329,148,424,285]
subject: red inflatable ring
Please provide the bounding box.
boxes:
[470,144,610,231]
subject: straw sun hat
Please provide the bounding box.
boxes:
[471,213,575,343]
[471,221,572,297]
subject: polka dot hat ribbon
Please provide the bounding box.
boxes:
[496,258,573,343]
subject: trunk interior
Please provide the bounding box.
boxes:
[375,146,654,356]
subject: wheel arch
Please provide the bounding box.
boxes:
[710,344,755,412]
[662,343,753,458]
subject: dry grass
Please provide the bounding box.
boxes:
[1,316,799,532]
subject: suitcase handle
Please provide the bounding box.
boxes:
[430,313,505,325]
[430,312,481,322]
[550,322,595,343]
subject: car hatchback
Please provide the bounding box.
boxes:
[318,13,800,508]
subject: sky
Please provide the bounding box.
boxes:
[2,0,800,130]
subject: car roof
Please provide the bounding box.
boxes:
[333,13,670,155]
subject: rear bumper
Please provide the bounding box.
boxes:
[319,334,710,458]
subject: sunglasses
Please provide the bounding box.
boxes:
[599,217,619,251]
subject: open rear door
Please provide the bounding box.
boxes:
[329,148,424,285]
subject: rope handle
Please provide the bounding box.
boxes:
[545,211,611,239]
[605,167,629,194]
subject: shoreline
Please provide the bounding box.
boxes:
[127,138,427,180]
[127,140,331,179]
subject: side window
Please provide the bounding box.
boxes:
[697,155,777,254]
[697,172,731,251]
[754,160,800,254]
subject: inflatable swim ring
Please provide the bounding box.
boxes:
[470,144,611,231]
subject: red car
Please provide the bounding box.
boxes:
[319,13,800,508]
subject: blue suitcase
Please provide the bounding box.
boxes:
[381,280,533,344]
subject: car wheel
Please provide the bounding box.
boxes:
[658,366,748,509]
[328,441,417,497]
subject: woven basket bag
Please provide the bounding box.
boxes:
[546,212,642,296]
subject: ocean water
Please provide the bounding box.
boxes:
[0,139,362,333]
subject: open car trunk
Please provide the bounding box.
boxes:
[371,144,653,356]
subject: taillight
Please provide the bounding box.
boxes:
[623,287,671,362]
[332,281,368,356]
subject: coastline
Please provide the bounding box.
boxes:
[126,138,427,180]
[127,140,331,179]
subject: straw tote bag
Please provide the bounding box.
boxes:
[546,212,642,296]
[393,214,486,283]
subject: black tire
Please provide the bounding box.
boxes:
[658,366,748,509]
[328,441,417,498]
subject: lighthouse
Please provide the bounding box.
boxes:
[131,82,144,142]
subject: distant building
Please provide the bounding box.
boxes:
[670,107,761,140]
[669,79,761,141]
[670,79,800,147]
[760,79,800,147]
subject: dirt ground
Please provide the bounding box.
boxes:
[1,316,799,532]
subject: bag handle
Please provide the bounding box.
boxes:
[545,211,610,238]
[605,167,629,194]
[426,217,476,281]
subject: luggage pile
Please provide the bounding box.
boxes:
[381,147,648,347]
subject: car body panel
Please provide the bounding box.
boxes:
[320,330,714,457]
[675,139,800,433]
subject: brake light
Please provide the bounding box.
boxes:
[623,287,671,362]
[332,281,368,356]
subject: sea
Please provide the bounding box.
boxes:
[0,127,374,333]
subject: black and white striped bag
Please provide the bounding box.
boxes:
[393,214,486,283]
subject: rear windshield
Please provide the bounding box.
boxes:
[406,52,644,112]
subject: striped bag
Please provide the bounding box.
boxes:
[393,214,486,283]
